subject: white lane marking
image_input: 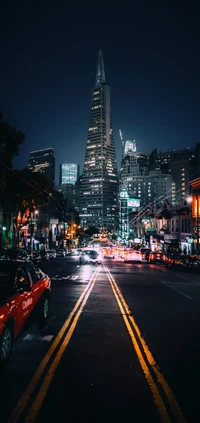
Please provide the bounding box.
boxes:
[161,280,193,300]
[71,275,78,280]
[23,334,54,341]
[52,274,58,279]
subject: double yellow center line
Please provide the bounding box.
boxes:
[10,264,186,423]
[104,265,186,423]
[9,265,100,423]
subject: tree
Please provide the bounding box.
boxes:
[0,110,24,203]
[5,168,50,246]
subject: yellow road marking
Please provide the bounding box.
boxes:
[25,269,99,422]
[9,266,100,423]
[104,266,186,423]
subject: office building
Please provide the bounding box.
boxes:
[149,143,200,201]
[59,163,80,185]
[56,183,80,212]
[80,50,118,230]
[28,148,55,186]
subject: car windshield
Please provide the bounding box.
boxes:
[85,251,98,256]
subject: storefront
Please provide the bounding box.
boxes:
[180,234,193,254]
[163,234,179,252]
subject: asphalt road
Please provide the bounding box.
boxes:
[1,255,200,422]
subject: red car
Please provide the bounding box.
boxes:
[0,260,51,366]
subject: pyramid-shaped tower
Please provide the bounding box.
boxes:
[80,50,118,231]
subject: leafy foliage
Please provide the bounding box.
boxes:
[6,168,50,216]
[0,110,25,201]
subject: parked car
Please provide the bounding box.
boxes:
[46,250,56,260]
[1,248,30,262]
[56,249,66,257]
[0,260,51,366]
[80,249,102,264]
[148,251,166,264]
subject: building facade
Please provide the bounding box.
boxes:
[28,148,55,187]
[56,183,80,213]
[59,163,80,185]
[80,50,118,230]
[149,143,200,201]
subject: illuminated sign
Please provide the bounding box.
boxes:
[127,199,140,207]
[192,196,200,218]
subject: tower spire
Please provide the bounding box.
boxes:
[95,49,106,87]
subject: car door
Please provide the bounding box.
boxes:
[13,265,34,335]
[25,263,45,311]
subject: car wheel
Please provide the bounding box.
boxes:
[38,296,50,331]
[0,325,13,366]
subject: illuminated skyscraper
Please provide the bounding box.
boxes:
[59,163,80,185]
[80,50,118,230]
[28,148,55,186]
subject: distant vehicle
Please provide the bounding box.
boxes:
[140,248,150,261]
[80,249,102,264]
[1,248,30,262]
[102,248,115,258]
[32,251,42,264]
[56,249,66,257]
[40,250,50,261]
[46,250,56,260]
[72,249,82,256]
[0,260,51,365]
[122,250,143,263]
[148,252,166,264]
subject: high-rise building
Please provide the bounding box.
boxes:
[80,50,118,230]
[28,148,55,186]
[56,183,80,212]
[149,144,200,201]
[59,163,80,185]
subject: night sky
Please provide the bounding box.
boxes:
[1,1,200,185]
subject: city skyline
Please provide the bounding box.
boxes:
[0,2,199,185]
